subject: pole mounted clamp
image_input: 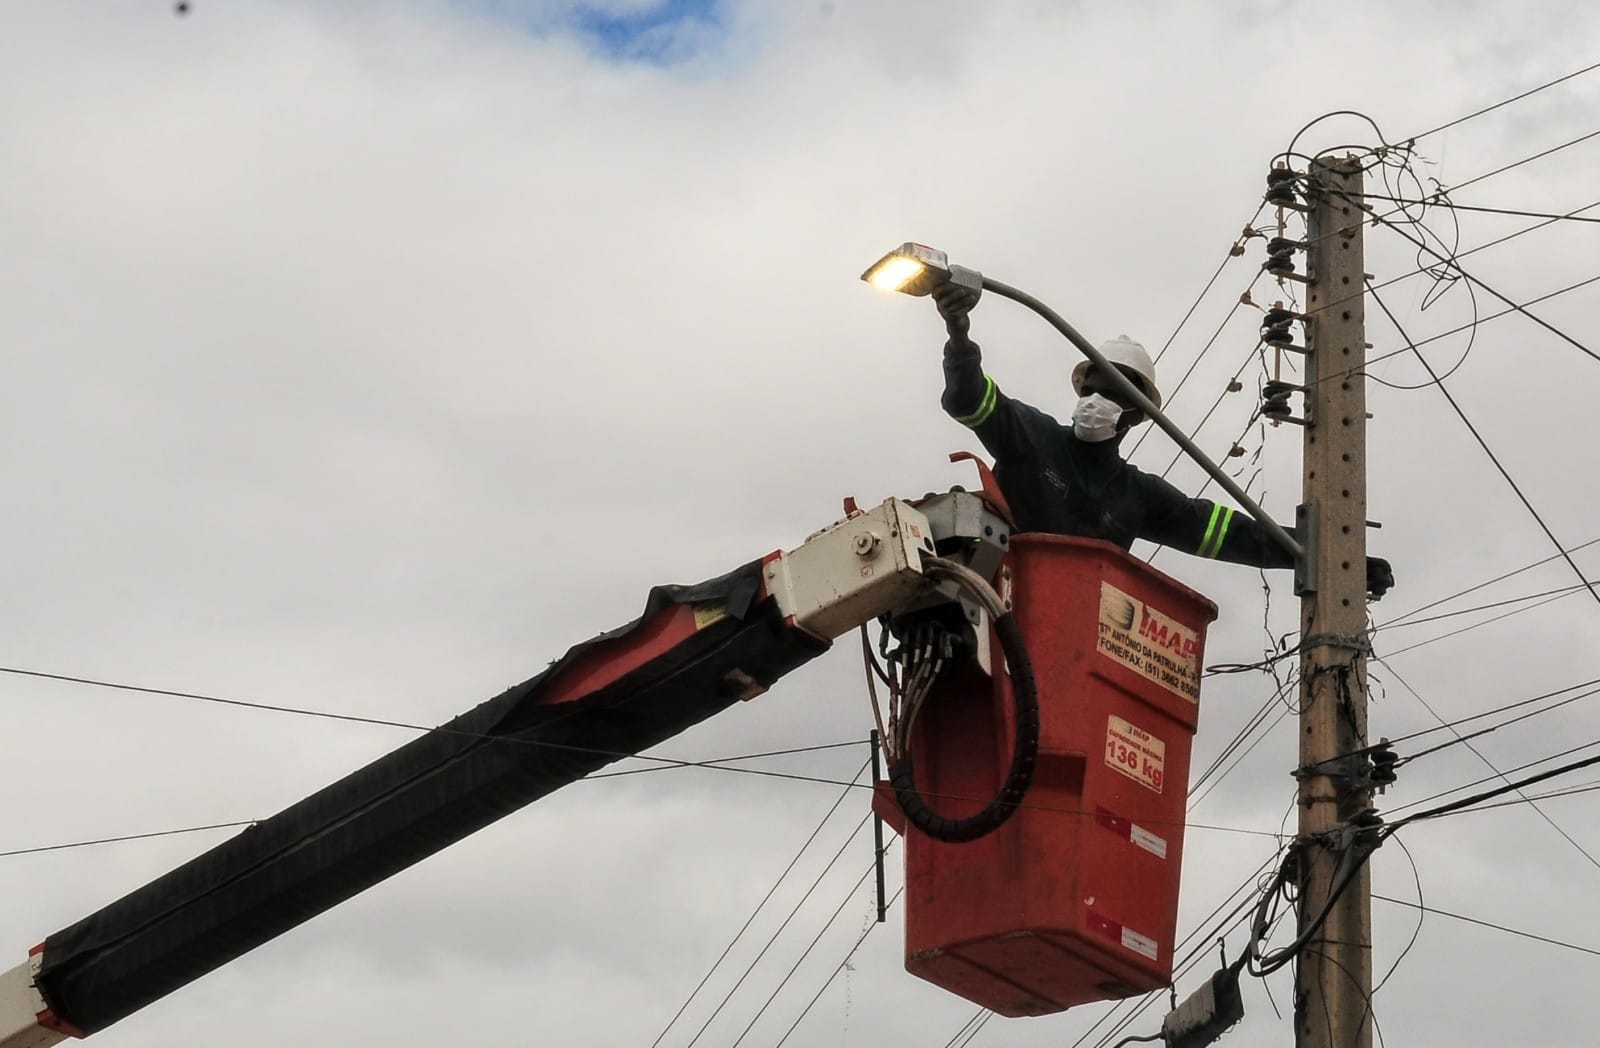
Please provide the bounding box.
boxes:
[1293,502,1318,596]
[1293,740,1397,795]
[1300,632,1373,655]
[1334,807,1386,855]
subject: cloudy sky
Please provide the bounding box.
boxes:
[2,2,1598,1046]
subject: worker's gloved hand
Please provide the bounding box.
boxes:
[933,284,980,342]
[1365,556,1394,600]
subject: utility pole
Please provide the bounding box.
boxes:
[1294,155,1373,1048]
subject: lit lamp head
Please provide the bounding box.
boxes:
[860,242,983,298]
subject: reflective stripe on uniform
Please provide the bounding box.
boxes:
[1198,505,1235,559]
[955,375,998,428]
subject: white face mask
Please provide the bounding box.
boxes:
[1072,393,1125,442]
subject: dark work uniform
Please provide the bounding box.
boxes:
[943,338,1295,569]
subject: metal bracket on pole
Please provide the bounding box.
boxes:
[1293,502,1318,596]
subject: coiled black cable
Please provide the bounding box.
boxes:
[885,604,1040,843]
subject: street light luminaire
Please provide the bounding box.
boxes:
[860,242,981,298]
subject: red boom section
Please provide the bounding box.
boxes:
[30,561,825,1038]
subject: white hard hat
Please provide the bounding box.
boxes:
[1072,334,1162,409]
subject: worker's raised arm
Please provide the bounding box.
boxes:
[934,286,1033,463]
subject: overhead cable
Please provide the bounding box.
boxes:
[728,852,891,1047]
[1373,893,1600,959]
[1376,657,1600,871]
[1374,582,1593,633]
[1310,199,1600,322]
[1349,273,1600,386]
[1376,535,1600,630]
[770,885,906,1048]
[649,757,871,1048]
[1366,281,1600,610]
[1363,207,1600,364]
[1071,847,1285,1048]
[0,660,885,788]
[1380,587,1585,659]
[1388,738,1600,818]
[1387,749,1600,830]
[1152,206,1269,368]
[0,820,258,859]
[681,812,872,1048]
[1405,59,1600,142]
[1445,777,1600,812]
[1383,675,1600,754]
[1355,195,1600,225]
[1130,275,1266,461]
[1445,128,1600,195]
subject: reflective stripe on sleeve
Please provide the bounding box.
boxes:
[1198,505,1235,559]
[955,375,998,429]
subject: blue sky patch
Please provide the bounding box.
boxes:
[573,0,723,64]
[453,0,728,65]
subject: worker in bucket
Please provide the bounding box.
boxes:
[930,285,1394,597]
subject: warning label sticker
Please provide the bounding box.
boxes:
[1121,925,1159,961]
[1086,911,1161,963]
[1105,714,1167,794]
[1130,824,1168,860]
[1096,582,1202,703]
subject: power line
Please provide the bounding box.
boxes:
[1130,270,1268,461]
[1188,706,1292,812]
[938,1009,989,1048]
[1069,846,1286,1048]
[1373,893,1600,959]
[1312,199,1600,323]
[1152,209,1269,368]
[1389,748,1600,829]
[1293,124,1600,310]
[1447,777,1600,811]
[1376,535,1600,630]
[771,885,906,1048]
[1376,657,1600,872]
[0,820,258,859]
[1388,738,1600,819]
[1366,281,1600,610]
[1374,581,1592,633]
[649,757,870,1048]
[1143,339,1264,481]
[728,850,891,1046]
[1380,586,1583,659]
[0,660,873,787]
[0,749,872,864]
[1189,671,1299,808]
[590,740,867,780]
[2,658,1289,837]
[1405,60,1600,142]
[1356,272,1600,382]
[1384,675,1600,755]
[1364,206,1600,365]
[1355,194,1600,225]
[1447,128,1600,194]
[681,811,872,1047]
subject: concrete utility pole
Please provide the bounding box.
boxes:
[1294,156,1373,1048]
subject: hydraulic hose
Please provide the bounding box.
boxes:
[886,559,1041,843]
